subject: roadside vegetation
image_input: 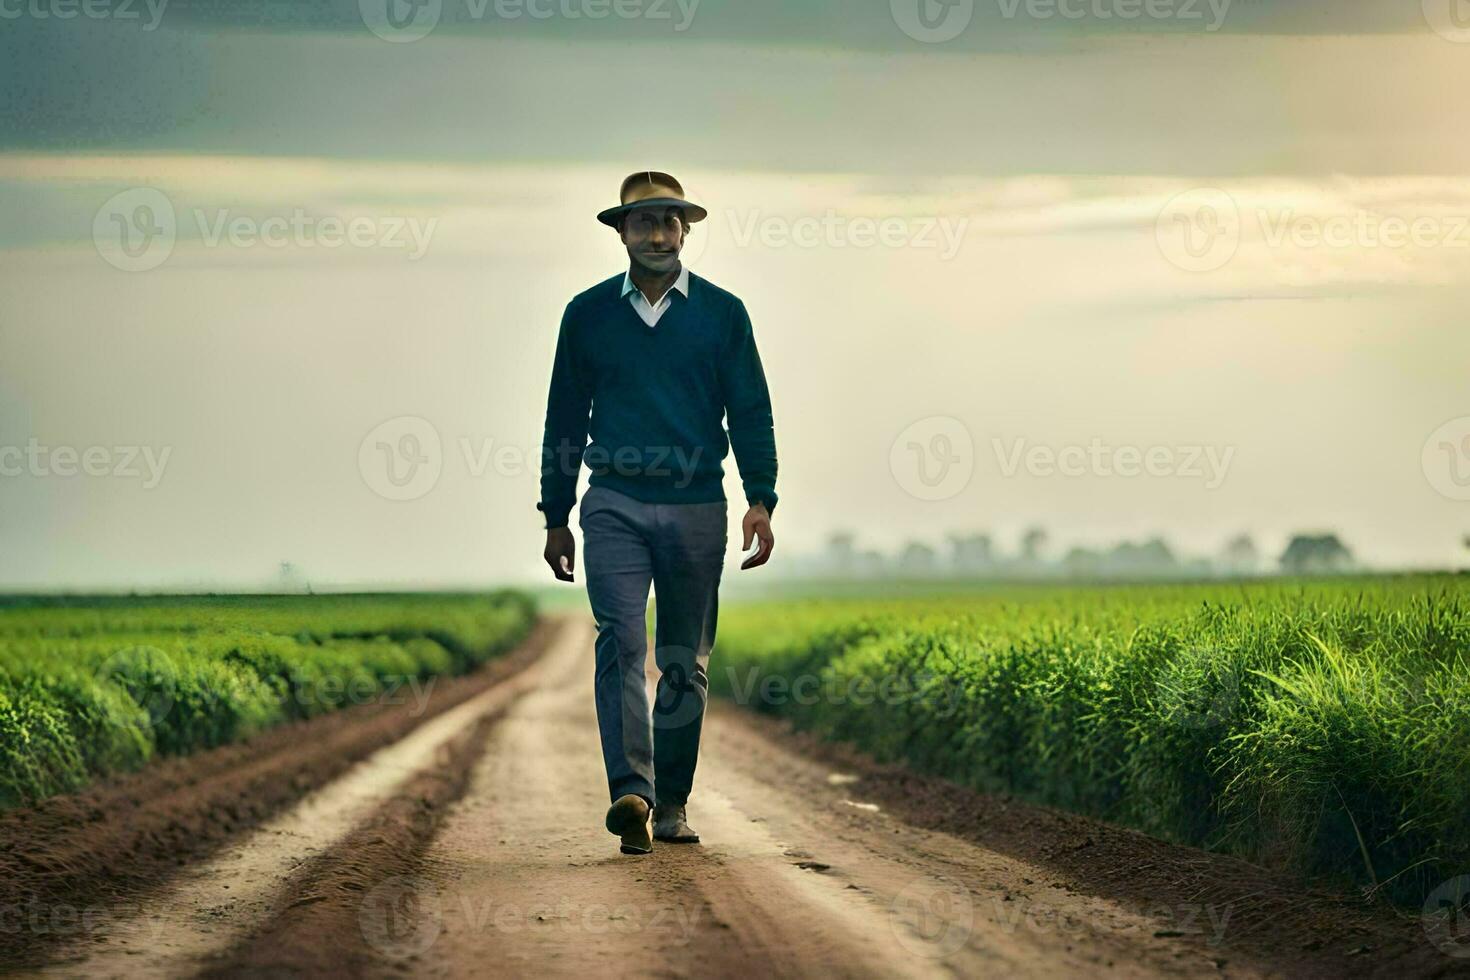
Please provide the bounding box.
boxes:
[714,576,1470,905]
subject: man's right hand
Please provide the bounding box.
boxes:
[544,526,576,582]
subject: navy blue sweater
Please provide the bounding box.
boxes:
[536,270,778,529]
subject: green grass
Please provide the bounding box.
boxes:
[712,575,1470,905]
[0,591,536,809]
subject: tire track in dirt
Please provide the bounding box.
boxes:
[383,616,1252,979]
[400,617,945,978]
[713,710,1451,979]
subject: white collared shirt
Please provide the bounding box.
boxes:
[621,264,689,328]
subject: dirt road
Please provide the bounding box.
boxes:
[7,617,1451,978]
[387,617,1215,978]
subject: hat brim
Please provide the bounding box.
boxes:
[597,197,707,228]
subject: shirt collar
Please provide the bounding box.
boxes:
[621,264,689,304]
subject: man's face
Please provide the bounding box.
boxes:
[620,206,686,273]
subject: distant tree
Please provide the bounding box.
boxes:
[1220,534,1259,575]
[1020,526,1049,563]
[898,541,938,576]
[278,561,312,594]
[1062,546,1101,578]
[948,532,994,573]
[1104,537,1178,576]
[1279,534,1354,575]
[825,532,857,574]
[856,549,886,578]
[1136,537,1176,566]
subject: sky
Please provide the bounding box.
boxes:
[2,0,1469,590]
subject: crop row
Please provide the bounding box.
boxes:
[0,591,535,808]
[711,577,1470,905]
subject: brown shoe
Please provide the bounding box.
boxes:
[606,794,653,854]
[652,804,700,843]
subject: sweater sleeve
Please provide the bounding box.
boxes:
[536,302,591,529]
[719,298,779,515]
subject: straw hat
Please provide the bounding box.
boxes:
[596,170,707,228]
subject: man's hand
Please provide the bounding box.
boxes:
[544,526,576,582]
[740,503,774,570]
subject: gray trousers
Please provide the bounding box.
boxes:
[579,485,727,808]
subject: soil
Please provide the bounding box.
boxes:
[3,616,1462,978]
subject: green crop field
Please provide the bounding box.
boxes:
[0,591,536,809]
[713,575,1470,906]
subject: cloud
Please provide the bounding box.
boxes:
[5,8,1470,176]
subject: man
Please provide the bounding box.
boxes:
[537,171,778,855]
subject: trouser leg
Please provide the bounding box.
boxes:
[580,490,656,806]
[649,499,727,807]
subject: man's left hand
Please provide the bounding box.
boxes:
[740,503,774,570]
